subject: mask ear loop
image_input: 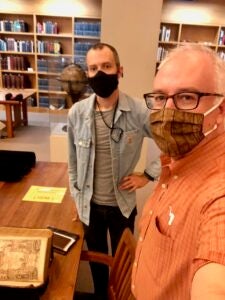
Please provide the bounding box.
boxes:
[203,97,224,136]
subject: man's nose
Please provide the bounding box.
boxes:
[165,96,176,109]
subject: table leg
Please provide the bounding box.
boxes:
[13,105,22,127]
[5,105,14,138]
[21,99,28,126]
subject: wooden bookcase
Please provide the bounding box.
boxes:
[0,13,101,109]
[157,22,225,64]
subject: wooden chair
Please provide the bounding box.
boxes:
[76,228,136,300]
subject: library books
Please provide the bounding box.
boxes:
[0,227,52,288]
[0,19,28,32]
[159,25,171,42]
[2,73,26,89]
[219,29,225,45]
[1,55,27,71]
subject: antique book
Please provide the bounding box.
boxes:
[47,226,79,255]
[0,227,53,288]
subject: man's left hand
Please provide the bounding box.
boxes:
[118,173,150,192]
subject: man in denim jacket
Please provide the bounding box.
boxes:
[67,42,160,300]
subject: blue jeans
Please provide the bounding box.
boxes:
[83,202,137,300]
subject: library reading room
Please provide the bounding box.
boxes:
[0,1,225,300]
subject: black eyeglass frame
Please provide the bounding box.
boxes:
[143,92,224,110]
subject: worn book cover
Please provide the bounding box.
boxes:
[0,227,53,288]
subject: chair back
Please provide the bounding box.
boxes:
[108,228,136,300]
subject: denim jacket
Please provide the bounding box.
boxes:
[67,91,161,225]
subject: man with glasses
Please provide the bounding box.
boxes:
[67,42,160,299]
[132,44,225,299]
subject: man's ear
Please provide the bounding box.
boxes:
[217,98,225,125]
[219,98,225,115]
[118,66,124,78]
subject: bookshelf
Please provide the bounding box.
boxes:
[0,13,101,109]
[157,22,225,65]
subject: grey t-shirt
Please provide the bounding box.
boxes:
[92,109,117,206]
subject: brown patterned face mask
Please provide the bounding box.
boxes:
[150,108,204,157]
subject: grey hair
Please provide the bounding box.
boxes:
[158,44,225,95]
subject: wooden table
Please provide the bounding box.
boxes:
[0,162,84,300]
[0,89,36,138]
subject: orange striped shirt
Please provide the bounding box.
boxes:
[132,132,225,300]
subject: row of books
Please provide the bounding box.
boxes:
[1,55,29,71]
[0,38,34,52]
[0,40,96,56]
[0,19,28,32]
[37,57,72,73]
[38,78,62,91]
[218,51,225,60]
[36,40,62,54]
[0,39,62,54]
[36,21,59,34]
[157,46,169,62]
[218,29,225,45]
[74,55,86,70]
[39,96,65,108]
[159,25,172,42]
[74,21,101,37]
[74,41,95,56]
[2,73,29,89]
[38,56,85,72]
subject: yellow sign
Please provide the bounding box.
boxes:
[23,186,67,203]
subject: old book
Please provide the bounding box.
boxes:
[0,227,53,288]
[47,226,79,255]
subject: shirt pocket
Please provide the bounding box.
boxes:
[75,138,92,187]
[75,138,92,162]
[145,216,174,286]
[120,129,142,152]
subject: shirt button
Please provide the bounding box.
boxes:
[149,210,153,215]
[133,261,137,267]
[173,175,178,180]
[139,236,143,242]
[132,284,135,290]
[161,183,167,189]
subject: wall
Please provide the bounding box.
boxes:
[161,0,225,24]
[0,0,101,17]
[101,0,163,98]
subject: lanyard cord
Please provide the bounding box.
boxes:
[96,100,118,130]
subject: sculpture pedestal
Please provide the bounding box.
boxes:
[50,123,68,163]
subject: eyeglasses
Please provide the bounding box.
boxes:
[110,127,123,143]
[143,92,224,110]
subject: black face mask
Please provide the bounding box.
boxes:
[88,70,118,98]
